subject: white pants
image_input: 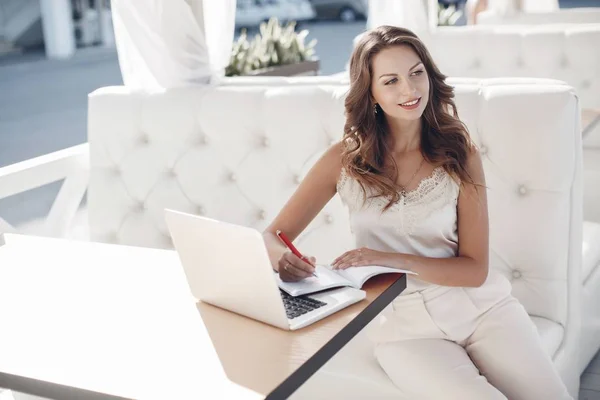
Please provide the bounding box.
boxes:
[371,272,572,400]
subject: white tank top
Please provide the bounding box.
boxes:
[336,166,461,294]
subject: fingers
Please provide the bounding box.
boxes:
[284,252,316,275]
[278,252,316,281]
[278,262,302,282]
[332,251,355,270]
[278,257,301,279]
[332,251,350,269]
[332,248,368,270]
[336,256,359,270]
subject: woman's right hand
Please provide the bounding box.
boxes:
[277,251,317,282]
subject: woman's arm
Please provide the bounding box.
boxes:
[332,148,489,288]
[263,142,343,273]
[466,0,489,24]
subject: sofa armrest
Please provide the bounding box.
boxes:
[0,144,89,237]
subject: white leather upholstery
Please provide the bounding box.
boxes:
[582,220,600,372]
[583,221,600,284]
[478,8,600,25]
[87,77,586,397]
[532,316,566,358]
[419,25,600,111]
[584,148,600,224]
[468,16,600,225]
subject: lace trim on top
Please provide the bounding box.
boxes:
[336,166,460,235]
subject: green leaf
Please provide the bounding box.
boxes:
[226,16,319,75]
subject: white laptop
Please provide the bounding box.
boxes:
[164,209,366,330]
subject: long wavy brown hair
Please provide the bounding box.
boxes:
[343,25,476,211]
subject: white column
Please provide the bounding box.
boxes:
[39,0,75,59]
[367,0,429,35]
[97,0,115,47]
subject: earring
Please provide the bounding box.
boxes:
[373,104,378,115]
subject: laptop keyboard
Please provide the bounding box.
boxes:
[280,290,327,320]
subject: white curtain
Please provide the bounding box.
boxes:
[111,0,236,91]
[367,0,431,34]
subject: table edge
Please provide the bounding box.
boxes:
[265,274,407,400]
[0,275,406,400]
[0,372,131,400]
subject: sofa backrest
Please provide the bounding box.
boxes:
[478,8,600,25]
[88,77,582,327]
[420,24,600,111]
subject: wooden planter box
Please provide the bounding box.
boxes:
[246,59,320,77]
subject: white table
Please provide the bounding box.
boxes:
[0,234,405,400]
[0,234,261,400]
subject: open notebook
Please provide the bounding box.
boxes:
[275,265,417,297]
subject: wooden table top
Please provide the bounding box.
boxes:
[197,273,404,398]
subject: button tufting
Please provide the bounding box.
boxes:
[134,202,146,213]
[329,138,337,146]
[471,59,481,69]
[196,134,209,146]
[111,166,121,177]
[262,136,271,148]
[480,145,488,156]
[581,80,592,89]
[325,214,334,224]
[294,174,302,184]
[518,185,527,196]
[560,56,569,69]
[229,172,237,182]
[512,269,522,279]
[138,132,150,146]
[516,57,524,67]
[196,205,206,215]
[258,209,267,220]
[165,168,177,178]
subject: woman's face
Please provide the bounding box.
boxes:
[370,45,430,123]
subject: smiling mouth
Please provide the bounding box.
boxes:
[399,98,421,107]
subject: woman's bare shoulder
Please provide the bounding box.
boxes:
[321,140,345,175]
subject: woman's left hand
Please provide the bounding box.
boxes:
[332,247,389,270]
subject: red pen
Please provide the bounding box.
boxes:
[275,230,318,277]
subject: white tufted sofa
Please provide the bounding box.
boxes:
[460,18,600,232]
[419,25,600,227]
[87,77,595,398]
[417,25,600,112]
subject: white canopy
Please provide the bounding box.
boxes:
[111,0,236,91]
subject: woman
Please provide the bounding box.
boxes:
[262,26,572,399]
[466,0,529,24]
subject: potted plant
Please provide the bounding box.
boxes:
[225,18,319,77]
[437,4,463,26]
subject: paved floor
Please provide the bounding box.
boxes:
[583,353,600,399]
[0,46,123,226]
